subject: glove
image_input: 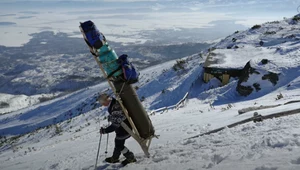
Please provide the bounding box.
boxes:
[100,127,106,134]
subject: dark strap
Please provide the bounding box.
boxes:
[90,51,97,56]
[107,66,122,78]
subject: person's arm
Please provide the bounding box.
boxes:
[103,105,126,133]
[103,123,118,133]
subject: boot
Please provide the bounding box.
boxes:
[104,157,119,163]
[121,150,136,166]
[105,148,121,163]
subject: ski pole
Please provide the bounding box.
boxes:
[105,133,109,154]
[94,133,102,170]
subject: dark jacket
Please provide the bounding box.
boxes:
[104,98,132,140]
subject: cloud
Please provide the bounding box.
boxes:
[102,0,157,1]
[0,14,16,16]
[19,11,40,14]
[16,16,35,19]
[151,3,165,11]
[0,22,17,26]
[0,0,228,1]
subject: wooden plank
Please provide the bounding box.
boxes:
[121,122,152,157]
[187,108,300,140]
[238,104,282,115]
[284,100,300,105]
[203,73,208,83]
[222,74,230,85]
[262,108,300,119]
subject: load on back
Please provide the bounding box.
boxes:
[79,20,156,157]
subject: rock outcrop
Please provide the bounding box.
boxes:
[237,59,279,96]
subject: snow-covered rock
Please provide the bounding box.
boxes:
[0,93,60,114]
[237,59,279,96]
[202,14,300,98]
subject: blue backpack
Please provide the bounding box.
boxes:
[107,54,139,84]
[80,20,105,49]
[118,54,139,84]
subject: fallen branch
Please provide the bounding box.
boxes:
[238,99,300,115]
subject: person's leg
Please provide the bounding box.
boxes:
[121,139,136,164]
[105,138,125,163]
[113,138,125,158]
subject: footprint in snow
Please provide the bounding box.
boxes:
[291,157,300,164]
[254,166,278,170]
[152,156,169,163]
[169,149,184,154]
[49,163,59,169]
[203,154,227,169]
[181,139,195,145]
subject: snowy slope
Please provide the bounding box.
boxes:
[0,93,61,115]
[1,85,300,170]
[1,15,300,170]
[0,54,203,137]
[137,54,204,110]
[190,14,300,105]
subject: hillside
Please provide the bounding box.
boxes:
[0,15,300,170]
[190,14,300,105]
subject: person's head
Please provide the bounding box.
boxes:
[98,93,111,106]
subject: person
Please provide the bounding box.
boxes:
[98,93,137,165]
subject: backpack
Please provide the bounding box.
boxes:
[107,54,139,84]
[118,54,139,84]
[80,20,106,49]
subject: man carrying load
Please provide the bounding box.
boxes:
[98,93,137,166]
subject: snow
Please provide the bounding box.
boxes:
[1,15,300,170]
[0,93,60,114]
[1,90,300,170]
[206,46,291,70]
[206,17,300,70]
[200,15,300,101]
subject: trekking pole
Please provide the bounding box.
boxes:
[94,133,102,170]
[94,117,103,170]
[105,133,109,154]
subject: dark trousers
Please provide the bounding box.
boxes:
[115,138,125,154]
[113,138,126,158]
[113,138,134,160]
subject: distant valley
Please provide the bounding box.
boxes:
[0,31,211,95]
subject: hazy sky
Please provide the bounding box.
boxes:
[0,0,299,46]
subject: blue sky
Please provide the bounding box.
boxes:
[0,0,299,46]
